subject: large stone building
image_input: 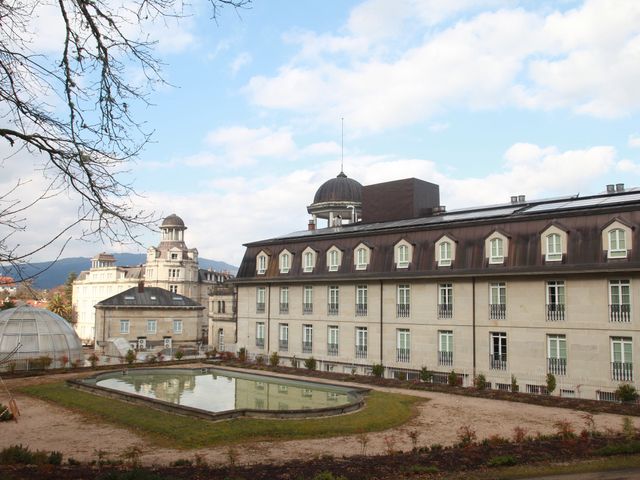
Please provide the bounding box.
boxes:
[234,172,640,400]
[72,214,232,345]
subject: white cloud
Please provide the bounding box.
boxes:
[230,52,253,74]
[428,122,450,133]
[246,0,640,132]
[300,142,341,156]
[629,134,640,148]
[204,126,297,166]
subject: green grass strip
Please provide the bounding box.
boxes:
[18,383,422,449]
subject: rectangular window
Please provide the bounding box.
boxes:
[546,234,562,262]
[303,252,314,272]
[256,287,266,313]
[328,326,339,356]
[328,250,339,271]
[438,283,453,318]
[147,320,157,334]
[280,253,290,273]
[356,285,368,316]
[356,247,368,270]
[547,334,567,375]
[119,319,130,334]
[397,245,409,268]
[279,287,289,314]
[611,336,633,381]
[490,332,507,370]
[303,286,313,314]
[355,327,368,359]
[546,281,565,321]
[609,280,631,322]
[609,229,627,258]
[257,255,266,274]
[489,237,504,264]
[169,285,178,293]
[279,323,289,352]
[438,330,453,366]
[438,242,452,266]
[397,329,410,363]
[303,324,313,353]
[328,286,339,315]
[397,284,410,317]
[256,322,265,348]
[173,319,183,334]
[489,282,506,319]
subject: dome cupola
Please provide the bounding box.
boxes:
[307,171,363,228]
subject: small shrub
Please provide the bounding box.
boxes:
[225,445,238,467]
[597,441,640,456]
[174,349,184,361]
[371,364,385,378]
[291,355,298,368]
[0,444,34,464]
[475,373,487,390]
[356,431,369,456]
[269,351,280,367]
[171,458,193,467]
[429,443,443,451]
[511,374,519,392]
[255,354,265,365]
[407,430,420,451]
[238,347,247,362]
[617,383,639,403]
[419,367,432,382]
[546,373,556,395]
[0,404,14,422]
[456,425,477,447]
[487,455,517,467]
[553,419,575,440]
[125,349,136,365]
[120,445,143,467]
[622,417,636,440]
[448,370,458,387]
[512,426,528,443]
[67,457,81,466]
[383,435,397,455]
[304,357,317,370]
[487,434,509,445]
[39,355,52,369]
[48,451,63,466]
[7,361,16,373]
[147,355,157,364]
[88,353,100,368]
[194,452,208,467]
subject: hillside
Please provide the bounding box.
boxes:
[1,254,238,289]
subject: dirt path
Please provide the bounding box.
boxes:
[1,367,636,467]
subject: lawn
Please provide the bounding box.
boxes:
[18,382,423,449]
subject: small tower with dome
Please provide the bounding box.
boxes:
[307,170,363,229]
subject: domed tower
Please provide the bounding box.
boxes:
[307,171,363,228]
[159,213,187,248]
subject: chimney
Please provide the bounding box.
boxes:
[606,184,615,193]
[510,196,518,204]
[138,281,144,293]
[616,183,625,192]
[308,219,316,231]
[518,195,526,203]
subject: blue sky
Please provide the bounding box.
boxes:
[4,0,640,267]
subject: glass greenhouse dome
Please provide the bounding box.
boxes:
[0,305,84,370]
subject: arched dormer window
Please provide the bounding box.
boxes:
[546,233,562,261]
[256,251,269,275]
[485,232,508,265]
[435,235,456,267]
[394,240,413,269]
[302,247,316,273]
[327,246,342,272]
[540,224,568,263]
[603,220,633,260]
[279,250,292,274]
[354,243,370,270]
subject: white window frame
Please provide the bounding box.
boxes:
[147,319,157,334]
[280,286,289,306]
[396,244,409,269]
[303,285,313,305]
[439,330,453,352]
[609,279,631,307]
[356,327,368,348]
[256,322,265,343]
[609,228,627,258]
[303,250,315,273]
[490,332,507,358]
[548,334,567,360]
[397,284,410,306]
[356,285,368,307]
[546,280,565,306]
[438,241,452,267]
[303,324,313,344]
[327,248,340,272]
[490,282,506,305]
[328,325,339,345]
[119,319,130,334]
[355,246,369,270]
[173,319,183,334]
[397,329,410,349]
[546,233,562,262]
[489,237,504,264]
[279,323,289,342]
[279,252,290,274]
[257,253,268,275]
[439,283,453,306]
[611,336,633,364]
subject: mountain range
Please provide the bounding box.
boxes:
[1,253,238,290]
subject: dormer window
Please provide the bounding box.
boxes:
[303,248,316,273]
[354,244,370,270]
[485,232,508,265]
[395,240,412,269]
[256,252,268,275]
[545,233,562,262]
[279,250,291,274]
[439,242,451,266]
[609,229,627,258]
[327,247,342,272]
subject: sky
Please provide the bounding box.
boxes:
[3,0,640,268]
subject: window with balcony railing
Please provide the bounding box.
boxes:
[256,302,265,313]
[356,303,367,316]
[396,348,410,363]
[438,303,453,318]
[612,361,633,381]
[303,302,313,314]
[438,350,453,366]
[397,304,410,317]
[489,303,506,319]
[279,340,288,352]
[256,338,264,348]
[490,354,507,370]
[546,303,565,321]
[327,343,338,356]
[328,303,339,315]
[302,341,313,354]
[548,357,567,375]
[279,303,289,314]
[355,345,368,359]
[610,304,631,322]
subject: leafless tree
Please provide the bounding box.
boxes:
[0,0,250,276]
